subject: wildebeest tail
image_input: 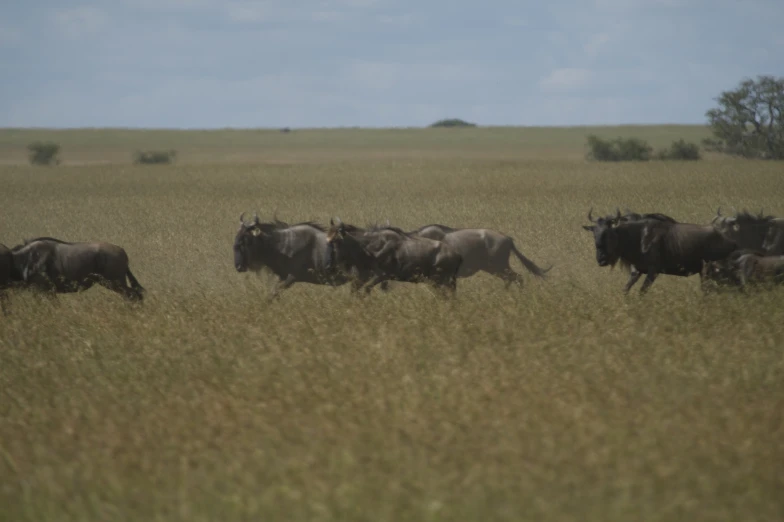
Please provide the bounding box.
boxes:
[511,244,552,278]
[126,268,145,293]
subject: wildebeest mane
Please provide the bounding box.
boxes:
[733,209,776,225]
[12,236,75,251]
[366,223,412,237]
[416,223,458,232]
[251,219,326,233]
[290,221,326,232]
[621,209,678,223]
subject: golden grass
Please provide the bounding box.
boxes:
[1,130,783,521]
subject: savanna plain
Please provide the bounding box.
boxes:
[1,126,783,521]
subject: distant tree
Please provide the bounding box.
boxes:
[429,118,477,128]
[656,139,702,161]
[586,135,652,162]
[27,141,61,166]
[704,75,784,160]
[133,150,177,165]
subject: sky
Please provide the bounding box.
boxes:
[0,0,782,128]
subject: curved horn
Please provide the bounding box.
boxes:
[336,216,343,225]
[252,212,260,225]
[330,217,335,226]
[240,212,248,224]
[587,207,596,223]
[615,208,622,220]
[386,218,390,227]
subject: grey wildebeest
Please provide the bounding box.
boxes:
[233,212,349,299]
[711,208,784,255]
[732,251,784,287]
[11,237,144,301]
[410,223,551,288]
[583,209,737,294]
[700,249,756,292]
[326,218,462,296]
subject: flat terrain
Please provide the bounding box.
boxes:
[1,126,782,521]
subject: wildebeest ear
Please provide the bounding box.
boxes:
[582,225,595,231]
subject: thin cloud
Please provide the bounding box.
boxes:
[539,68,595,93]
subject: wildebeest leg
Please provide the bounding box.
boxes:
[0,291,8,316]
[623,271,643,294]
[350,277,371,296]
[497,269,524,289]
[639,272,658,294]
[364,274,390,294]
[99,278,143,302]
[269,275,296,300]
[379,281,390,292]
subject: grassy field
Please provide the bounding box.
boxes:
[1,126,783,521]
[0,124,714,164]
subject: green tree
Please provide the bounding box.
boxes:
[705,75,784,159]
[27,141,61,165]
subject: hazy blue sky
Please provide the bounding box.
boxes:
[1,0,782,128]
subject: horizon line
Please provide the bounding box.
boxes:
[0,123,710,132]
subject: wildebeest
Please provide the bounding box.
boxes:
[233,212,348,299]
[0,243,24,314]
[700,249,755,292]
[326,218,463,296]
[732,251,784,287]
[11,237,144,301]
[410,223,551,288]
[612,209,680,284]
[711,208,784,255]
[583,208,737,294]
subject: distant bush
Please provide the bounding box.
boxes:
[133,150,177,165]
[586,135,652,162]
[27,141,61,166]
[429,118,477,128]
[657,139,702,161]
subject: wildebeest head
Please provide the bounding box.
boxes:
[582,208,623,267]
[325,217,349,264]
[326,217,345,243]
[711,207,775,250]
[233,212,264,273]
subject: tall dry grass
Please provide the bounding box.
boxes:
[1,149,783,521]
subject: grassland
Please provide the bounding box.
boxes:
[1,126,783,521]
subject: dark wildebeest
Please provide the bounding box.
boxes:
[582,209,684,293]
[612,209,680,284]
[410,223,551,288]
[711,208,784,255]
[583,209,737,294]
[326,218,463,296]
[0,243,25,314]
[233,213,348,299]
[11,237,144,301]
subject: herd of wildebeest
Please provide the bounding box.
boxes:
[1,206,783,314]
